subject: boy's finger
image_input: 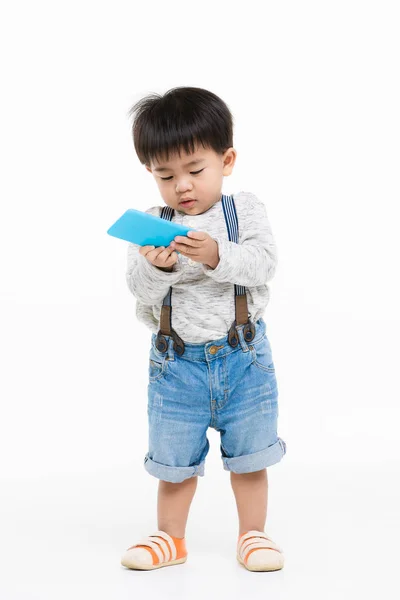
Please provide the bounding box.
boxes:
[158,246,173,256]
[145,246,164,261]
[156,247,175,262]
[163,246,178,258]
[139,245,155,255]
[172,242,195,255]
[187,230,207,240]
[173,236,200,247]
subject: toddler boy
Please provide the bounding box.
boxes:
[120,87,286,572]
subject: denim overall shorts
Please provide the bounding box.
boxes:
[145,317,287,483]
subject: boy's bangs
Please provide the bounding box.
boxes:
[140,123,211,166]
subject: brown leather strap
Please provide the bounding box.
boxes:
[235,294,249,326]
[159,306,171,335]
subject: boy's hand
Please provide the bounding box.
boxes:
[170,231,220,269]
[140,245,178,272]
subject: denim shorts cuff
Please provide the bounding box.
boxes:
[222,438,287,474]
[144,454,205,483]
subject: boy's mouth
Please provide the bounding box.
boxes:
[180,199,196,208]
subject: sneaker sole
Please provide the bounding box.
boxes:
[237,554,284,572]
[121,556,187,571]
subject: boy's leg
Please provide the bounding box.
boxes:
[230,468,268,535]
[121,475,197,570]
[230,468,284,571]
[158,476,198,538]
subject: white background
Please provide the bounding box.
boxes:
[1,1,399,598]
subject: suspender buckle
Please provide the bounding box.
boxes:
[243,320,256,342]
[228,318,256,348]
[171,329,185,356]
[155,328,185,357]
[155,332,169,353]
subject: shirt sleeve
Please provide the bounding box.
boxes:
[201,193,278,287]
[126,205,185,305]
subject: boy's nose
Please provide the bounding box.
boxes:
[176,180,193,193]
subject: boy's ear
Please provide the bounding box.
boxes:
[145,165,152,173]
[222,147,237,176]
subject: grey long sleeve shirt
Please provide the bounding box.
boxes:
[126,191,278,344]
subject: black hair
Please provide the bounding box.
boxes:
[128,86,234,166]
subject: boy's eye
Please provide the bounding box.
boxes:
[160,168,204,181]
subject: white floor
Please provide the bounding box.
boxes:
[1,460,399,600]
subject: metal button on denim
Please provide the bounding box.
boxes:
[209,344,224,355]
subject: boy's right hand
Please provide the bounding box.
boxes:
[139,245,179,272]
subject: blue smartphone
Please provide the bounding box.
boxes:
[107,208,196,247]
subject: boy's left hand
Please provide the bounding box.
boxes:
[170,231,220,269]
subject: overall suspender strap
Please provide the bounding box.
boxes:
[159,205,173,335]
[160,205,174,220]
[221,194,248,326]
[156,206,185,355]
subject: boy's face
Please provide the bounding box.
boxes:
[145,143,237,215]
